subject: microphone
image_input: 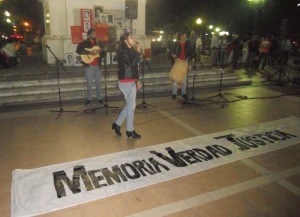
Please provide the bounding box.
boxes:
[134,42,143,53]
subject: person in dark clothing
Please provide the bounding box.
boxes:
[112,32,142,139]
[231,35,242,69]
[246,35,260,68]
[269,35,279,66]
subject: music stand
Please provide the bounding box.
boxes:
[136,51,156,109]
[90,57,119,115]
[46,45,77,119]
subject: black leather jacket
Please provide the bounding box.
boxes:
[171,40,195,61]
[117,46,141,80]
[76,39,105,66]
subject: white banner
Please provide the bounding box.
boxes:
[12,116,300,217]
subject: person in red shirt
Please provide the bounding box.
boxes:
[170,32,194,100]
[257,36,271,70]
[76,28,105,106]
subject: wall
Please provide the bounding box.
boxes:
[41,0,150,64]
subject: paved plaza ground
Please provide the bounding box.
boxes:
[1,49,300,216]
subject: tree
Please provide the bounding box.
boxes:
[0,0,44,37]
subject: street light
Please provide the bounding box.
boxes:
[4,11,10,17]
[196,18,202,25]
[247,0,265,33]
[247,0,265,3]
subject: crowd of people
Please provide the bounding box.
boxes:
[187,32,294,70]
[165,30,299,103]
[166,30,297,72]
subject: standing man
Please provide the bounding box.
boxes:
[1,39,17,67]
[195,33,203,63]
[280,37,291,65]
[112,32,142,139]
[170,31,193,100]
[210,34,219,66]
[257,36,271,70]
[76,28,105,106]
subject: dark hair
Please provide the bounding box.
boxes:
[87,28,95,37]
[118,32,131,50]
[120,32,131,41]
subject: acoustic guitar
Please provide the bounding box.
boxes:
[81,46,101,64]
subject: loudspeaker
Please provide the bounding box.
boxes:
[125,0,138,19]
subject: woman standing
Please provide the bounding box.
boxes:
[112,32,142,139]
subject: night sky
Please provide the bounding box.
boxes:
[1,0,299,38]
[146,0,300,37]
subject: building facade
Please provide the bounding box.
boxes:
[40,0,150,64]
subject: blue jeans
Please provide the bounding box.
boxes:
[115,82,136,131]
[84,65,102,101]
[172,77,187,96]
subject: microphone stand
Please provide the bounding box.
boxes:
[189,60,198,103]
[187,57,205,106]
[205,68,229,106]
[181,60,197,108]
[136,50,156,109]
[92,57,119,114]
[46,45,77,119]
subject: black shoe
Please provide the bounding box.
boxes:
[112,123,122,136]
[85,100,92,106]
[126,131,141,139]
[98,100,104,104]
[172,95,176,100]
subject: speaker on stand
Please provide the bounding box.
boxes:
[125,0,138,19]
[125,0,138,32]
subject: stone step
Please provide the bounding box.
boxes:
[0,68,227,89]
[0,79,251,106]
[0,63,177,81]
[0,71,237,98]
[0,80,251,106]
[0,61,252,107]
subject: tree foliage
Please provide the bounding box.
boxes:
[146,0,300,37]
[0,0,44,35]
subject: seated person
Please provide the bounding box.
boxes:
[1,39,18,66]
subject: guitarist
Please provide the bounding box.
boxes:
[76,28,106,106]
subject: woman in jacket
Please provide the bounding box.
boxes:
[112,32,142,139]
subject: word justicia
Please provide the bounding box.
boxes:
[215,130,297,151]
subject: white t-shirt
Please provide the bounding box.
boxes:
[1,43,17,57]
